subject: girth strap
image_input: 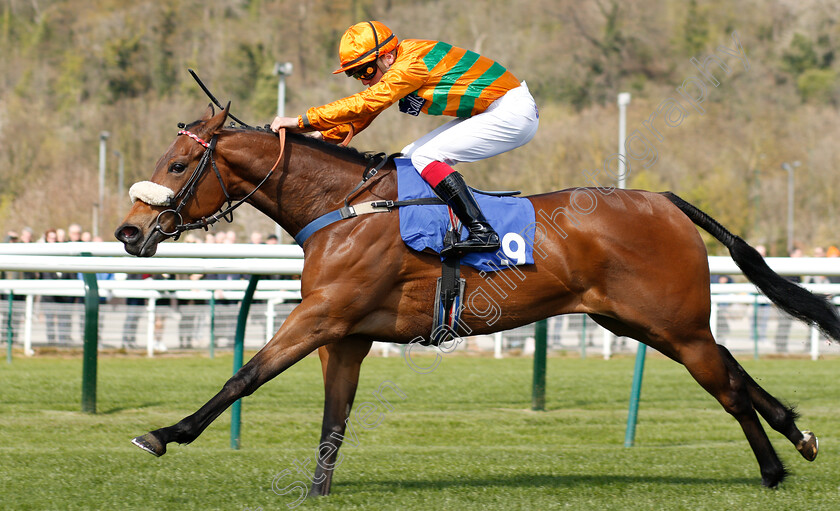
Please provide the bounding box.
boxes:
[294,209,350,246]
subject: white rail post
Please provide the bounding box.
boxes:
[810,325,819,361]
[24,295,34,356]
[494,331,503,359]
[146,297,156,358]
[603,327,612,360]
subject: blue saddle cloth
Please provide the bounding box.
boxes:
[396,158,535,272]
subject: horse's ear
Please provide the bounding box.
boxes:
[202,103,215,120]
[218,102,231,131]
[204,102,231,134]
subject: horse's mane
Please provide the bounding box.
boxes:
[182,118,388,166]
[284,131,381,163]
[202,122,384,164]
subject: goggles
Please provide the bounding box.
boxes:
[346,62,378,81]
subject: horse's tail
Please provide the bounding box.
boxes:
[661,191,840,342]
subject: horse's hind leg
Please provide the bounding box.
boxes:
[717,345,818,461]
[677,335,788,487]
[310,338,372,497]
[588,312,789,486]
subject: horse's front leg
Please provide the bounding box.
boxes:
[310,338,373,497]
[131,298,352,456]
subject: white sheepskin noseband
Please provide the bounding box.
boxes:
[129,181,175,206]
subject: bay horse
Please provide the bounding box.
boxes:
[116,104,839,493]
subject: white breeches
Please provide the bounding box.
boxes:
[401,81,540,172]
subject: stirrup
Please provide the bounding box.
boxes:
[440,231,500,257]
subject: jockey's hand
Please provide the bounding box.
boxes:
[270,116,300,133]
[302,131,324,140]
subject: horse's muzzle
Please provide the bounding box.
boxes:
[115,223,160,257]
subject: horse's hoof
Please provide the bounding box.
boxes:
[797,430,818,461]
[132,432,166,457]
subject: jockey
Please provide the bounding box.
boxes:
[271,21,539,255]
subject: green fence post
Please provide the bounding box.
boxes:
[231,275,261,450]
[532,319,548,411]
[624,343,647,447]
[6,291,13,364]
[80,256,99,414]
[209,293,216,359]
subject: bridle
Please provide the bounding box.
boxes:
[150,126,285,241]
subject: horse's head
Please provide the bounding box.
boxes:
[115,104,232,256]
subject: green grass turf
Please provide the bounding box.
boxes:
[1,351,840,510]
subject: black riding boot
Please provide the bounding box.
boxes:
[433,172,501,256]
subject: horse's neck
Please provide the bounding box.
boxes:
[236,134,370,237]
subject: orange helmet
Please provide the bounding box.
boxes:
[332,21,399,75]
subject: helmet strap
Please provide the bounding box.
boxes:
[367,21,380,60]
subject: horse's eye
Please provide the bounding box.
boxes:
[170,162,187,174]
